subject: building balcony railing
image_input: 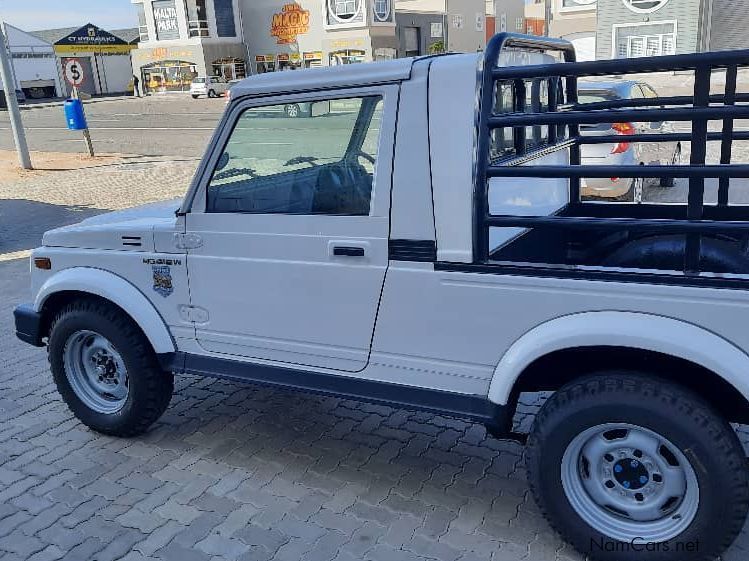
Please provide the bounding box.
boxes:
[188,20,210,38]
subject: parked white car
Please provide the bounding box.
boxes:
[14,34,749,561]
[190,76,229,99]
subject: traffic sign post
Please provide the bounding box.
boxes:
[0,22,31,169]
[64,59,95,157]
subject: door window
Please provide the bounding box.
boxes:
[207,96,383,215]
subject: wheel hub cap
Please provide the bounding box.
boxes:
[561,423,700,542]
[63,330,129,414]
[613,458,649,490]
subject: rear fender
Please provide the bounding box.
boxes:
[488,311,749,405]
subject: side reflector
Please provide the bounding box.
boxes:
[34,257,51,270]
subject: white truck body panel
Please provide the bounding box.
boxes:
[21,50,749,410]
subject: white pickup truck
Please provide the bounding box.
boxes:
[14,33,749,561]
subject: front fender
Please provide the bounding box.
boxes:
[488,311,749,405]
[34,267,175,355]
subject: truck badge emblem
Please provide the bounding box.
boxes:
[152,265,173,298]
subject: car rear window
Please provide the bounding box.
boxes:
[193,78,206,84]
[578,91,620,103]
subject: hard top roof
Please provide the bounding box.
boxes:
[230,58,415,98]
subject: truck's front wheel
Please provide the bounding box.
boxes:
[527,373,749,561]
[48,299,173,437]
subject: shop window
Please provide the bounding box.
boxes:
[255,57,276,73]
[214,0,237,37]
[213,58,246,81]
[329,49,366,65]
[303,52,323,68]
[142,60,197,94]
[187,0,210,37]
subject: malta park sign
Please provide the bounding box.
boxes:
[271,3,311,45]
[55,24,133,55]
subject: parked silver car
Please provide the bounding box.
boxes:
[579,80,681,202]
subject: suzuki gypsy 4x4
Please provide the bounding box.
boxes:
[14,33,749,561]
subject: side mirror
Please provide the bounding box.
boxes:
[216,152,230,171]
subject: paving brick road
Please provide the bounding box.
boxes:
[2,159,749,561]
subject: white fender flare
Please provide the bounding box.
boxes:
[488,311,749,406]
[34,267,175,355]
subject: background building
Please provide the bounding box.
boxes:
[240,0,397,74]
[596,0,749,59]
[486,0,526,42]
[524,0,546,35]
[3,23,61,100]
[394,0,486,54]
[549,0,597,61]
[130,1,397,88]
[32,24,139,96]
[131,0,248,93]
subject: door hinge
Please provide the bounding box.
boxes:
[174,233,203,250]
[179,305,209,324]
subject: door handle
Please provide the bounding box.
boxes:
[333,246,365,257]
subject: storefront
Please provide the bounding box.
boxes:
[34,23,137,96]
[132,43,247,94]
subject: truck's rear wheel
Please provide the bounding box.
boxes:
[48,299,173,437]
[526,373,749,561]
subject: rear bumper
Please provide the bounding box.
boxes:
[13,304,44,347]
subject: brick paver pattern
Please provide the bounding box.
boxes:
[1,159,748,561]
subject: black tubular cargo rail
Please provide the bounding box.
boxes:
[471,32,749,283]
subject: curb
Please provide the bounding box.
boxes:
[20,96,139,111]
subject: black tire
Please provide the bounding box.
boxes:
[191,94,199,99]
[660,144,681,187]
[208,89,216,98]
[527,372,749,561]
[48,298,173,437]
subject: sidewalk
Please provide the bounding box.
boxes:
[1,152,749,561]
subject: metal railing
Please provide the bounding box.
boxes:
[474,32,749,280]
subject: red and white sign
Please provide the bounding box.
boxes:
[64,59,85,86]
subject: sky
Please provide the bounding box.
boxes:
[0,0,137,32]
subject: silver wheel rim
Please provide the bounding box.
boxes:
[63,330,129,414]
[561,423,699,543]
[286,104,299,117]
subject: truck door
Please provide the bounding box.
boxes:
[183,86,397,372]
